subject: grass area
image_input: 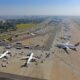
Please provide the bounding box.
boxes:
[16,23,35,30]
[0,34,11,41]
[0,23,36,41]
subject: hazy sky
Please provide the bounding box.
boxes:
[0,0,80,16]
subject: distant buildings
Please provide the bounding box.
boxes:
[0,20,16,33]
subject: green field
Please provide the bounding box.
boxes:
[0,34,11,41]
[16,23,35,30]
[0,23,36,41]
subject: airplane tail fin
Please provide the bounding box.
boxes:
[75,42,80,46]
[65,41,70,45]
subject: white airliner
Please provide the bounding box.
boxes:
[31,33,35,36]
[21,52,38,67]
[56,41,80,53]
[0,50,11,59]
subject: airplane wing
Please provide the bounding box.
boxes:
[29,57,38,62]
[28,56,39,63]
[63,48,69,54]
[0,54,6,59]
[65,46,70,50]
[0,51,11,59]
[63,46,70,54]
[21,56,29,60]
